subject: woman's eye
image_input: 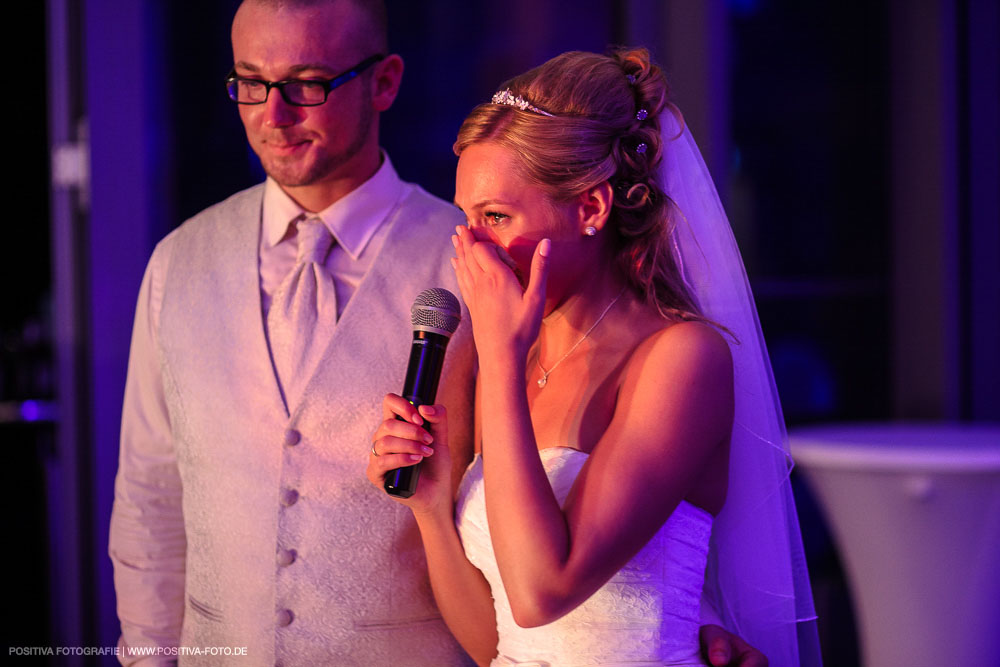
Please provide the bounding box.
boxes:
[485,212,508,225]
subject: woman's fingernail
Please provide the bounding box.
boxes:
[422,431,433,444]
[539,238,551,257]
[451,235,459,247]
[421,446,434,456]
[409,454,423,462]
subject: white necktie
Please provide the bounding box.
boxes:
[267,217,338,408]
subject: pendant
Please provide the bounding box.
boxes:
[537,375,548,388]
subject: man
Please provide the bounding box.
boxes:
[110,0,765,665]
[110,1,475,664]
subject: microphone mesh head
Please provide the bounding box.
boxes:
[411,288,461,335]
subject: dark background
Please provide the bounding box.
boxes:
[5,0,997,664]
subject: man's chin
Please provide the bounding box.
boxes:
[261,162,320,189]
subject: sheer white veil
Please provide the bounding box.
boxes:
[659,110,822,666]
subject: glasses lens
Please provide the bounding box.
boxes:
[283,81,329,106]
[228,79,267,103]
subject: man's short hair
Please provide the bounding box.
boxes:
[239,0,388,52]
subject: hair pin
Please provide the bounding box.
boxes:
[636,108,648,121]
[636,142,648,155]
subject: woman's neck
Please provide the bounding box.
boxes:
[537,268,629,365]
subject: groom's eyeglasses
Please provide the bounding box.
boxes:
[225,54,385,107]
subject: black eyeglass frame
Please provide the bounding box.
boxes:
[225,54,386,106]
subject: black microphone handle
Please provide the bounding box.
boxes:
[383,330,451,497]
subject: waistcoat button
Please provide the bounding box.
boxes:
[276,609,294,627]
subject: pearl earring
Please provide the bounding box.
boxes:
[584,226,597,236]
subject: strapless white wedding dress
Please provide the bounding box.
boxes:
[455,447,713,666]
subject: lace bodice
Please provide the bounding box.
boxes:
[455,447,712,666]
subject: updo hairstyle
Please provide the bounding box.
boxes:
[454,47,701,321]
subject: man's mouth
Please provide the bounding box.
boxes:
[266,138,309,155]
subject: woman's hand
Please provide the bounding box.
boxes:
[451,225,550,364]
[367,393,453,518]
[699,625,768,667]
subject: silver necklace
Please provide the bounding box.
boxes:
[535,287,626,388]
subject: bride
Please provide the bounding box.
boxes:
[368,48,817,666]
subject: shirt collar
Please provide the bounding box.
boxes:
[262,152,404,261]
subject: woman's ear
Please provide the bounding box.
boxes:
[575,181,614,235]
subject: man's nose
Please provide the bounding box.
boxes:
[262,90,299,128]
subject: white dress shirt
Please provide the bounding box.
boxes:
[258,153,406,319]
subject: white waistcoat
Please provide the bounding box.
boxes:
[156,183,475,665]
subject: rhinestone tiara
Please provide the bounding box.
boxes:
[491,89,554,117]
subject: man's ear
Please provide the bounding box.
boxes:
[371,54,404,112]
[575,181,614,234]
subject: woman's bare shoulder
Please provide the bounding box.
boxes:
[625,319,733,387]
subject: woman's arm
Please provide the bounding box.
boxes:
[482,322,733,627]
[413,494,499,667]
[367,397,498,665]
[453,227,734,628]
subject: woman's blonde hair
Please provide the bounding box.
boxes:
[454,48,702,322]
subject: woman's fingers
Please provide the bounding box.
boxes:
[524,238,551,310]
[417,402,446,423]
[452,229,480,302]
[373,414,433,446]
[456,225,505,278]
[367,403,449,494]
[469,240,510,276]
[372,400,448,460]
[381,392,423,425]
[453,225,469,258]
[370,434,434,462]
[493,243,520,275]
[451,237,473,302]
[455,226,522,293]
[454,226,473,268]
[367,429,435,485]
[417,404,449,453]
[372,394,435,473]
[453,227,513,313]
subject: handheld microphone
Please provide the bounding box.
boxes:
[383,288,462,498]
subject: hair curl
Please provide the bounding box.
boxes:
[454,47,702,322]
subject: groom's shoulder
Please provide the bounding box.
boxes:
[163,182,265,243]
[397,179,464,230]
[186,182,266,226]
